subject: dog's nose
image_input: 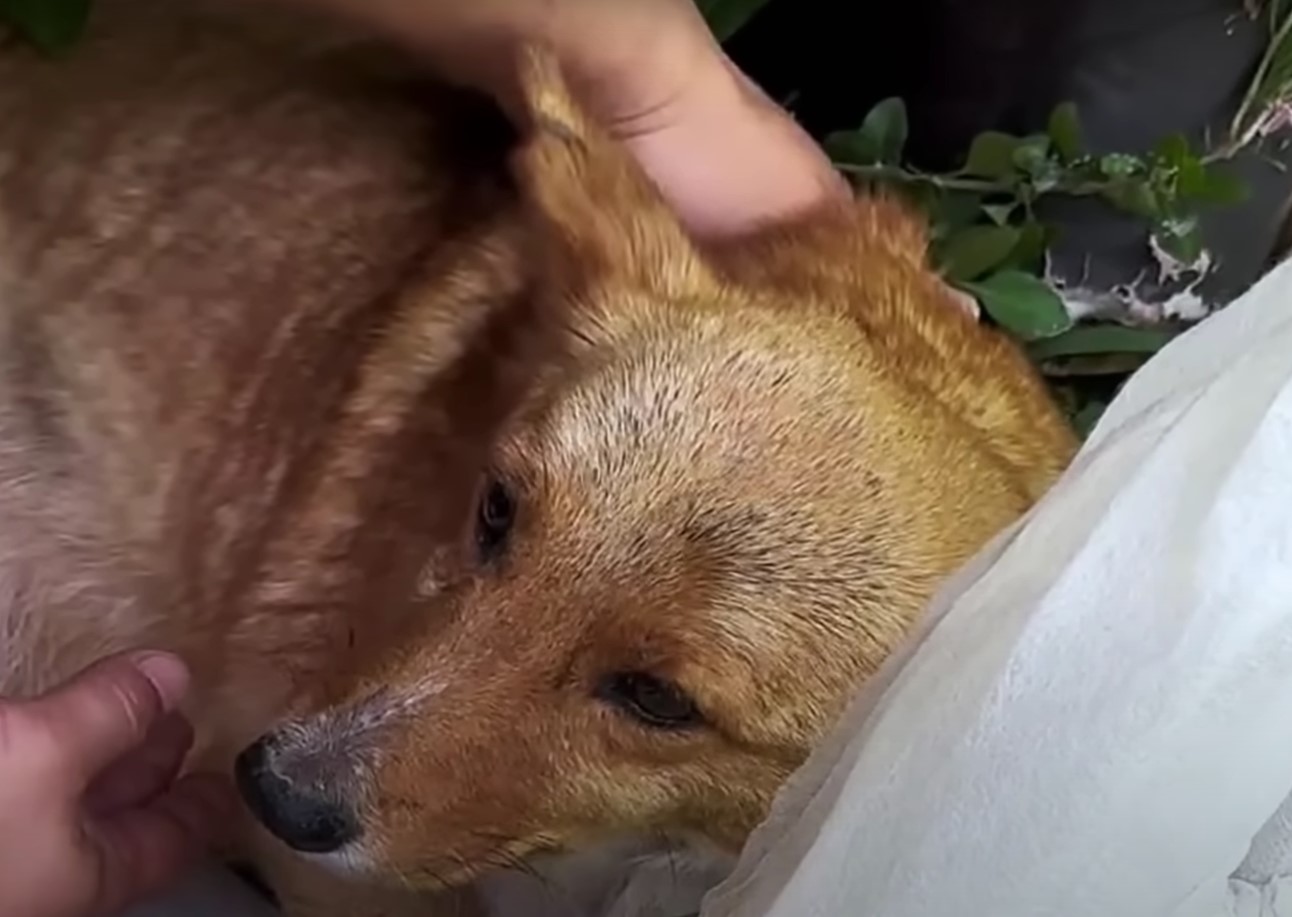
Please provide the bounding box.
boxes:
[234,734,360,854]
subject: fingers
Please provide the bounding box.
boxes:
[84,712,195,816]
[0,652,227,917]
[18,651,191,789]
[88,774,235,916]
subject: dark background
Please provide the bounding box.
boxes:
[723,0,1292,306]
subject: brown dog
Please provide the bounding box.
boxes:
[0,0,1076,914]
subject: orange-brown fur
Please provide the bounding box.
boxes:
[0,0,1076,913]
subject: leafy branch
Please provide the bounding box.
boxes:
[821,95,1253,434]
[689,0,1292,437]
[829,98,1247,287]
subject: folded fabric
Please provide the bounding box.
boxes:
[703,258,1292,917]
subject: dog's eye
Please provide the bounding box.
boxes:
[475,476,515,563]
[598,672,701,730]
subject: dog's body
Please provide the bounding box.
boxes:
[0,1,1076,914]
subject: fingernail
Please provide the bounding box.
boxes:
[131,652,191,711]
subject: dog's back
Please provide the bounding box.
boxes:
[0,0,520,721]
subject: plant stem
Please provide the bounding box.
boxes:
[1222,3,1292,157]
[835,163,1108,198]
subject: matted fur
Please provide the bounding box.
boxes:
[0,1,1076,914]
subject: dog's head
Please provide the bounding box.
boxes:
[234,49,1074,888]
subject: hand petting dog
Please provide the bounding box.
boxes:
[0,652,231,917]
[261,0,847,239]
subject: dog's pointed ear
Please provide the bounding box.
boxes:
[703,193,980,320]
[511,47,708,293]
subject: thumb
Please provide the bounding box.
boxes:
[20,651,191,788]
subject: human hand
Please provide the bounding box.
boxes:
[263,0,847,238]
[0,652,234,917]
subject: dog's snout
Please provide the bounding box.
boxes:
[235,733,360,854]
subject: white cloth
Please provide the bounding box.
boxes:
[702,258,1292,917]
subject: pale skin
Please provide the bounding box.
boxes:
[263,0,848,239]
[0,652,232,917]
[0,2,843,914]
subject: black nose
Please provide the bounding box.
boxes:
[234,734,360,854]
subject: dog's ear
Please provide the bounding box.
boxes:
[510,47,709,294]
[702,193,979,320]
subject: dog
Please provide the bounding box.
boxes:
[0,1,1077,914]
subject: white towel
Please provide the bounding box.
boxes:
[702,258,1292,917]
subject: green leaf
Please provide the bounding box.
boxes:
[959,270,1073,341]
[1195,165,1250,205]
[1072,400,1109,438]
[936,225,1021,282]
[1101,180,1162,219]
[1152,219,1206,267]
[1047,102,1083,162]
[1099,153,1146,180]
[1006,220,1050,271]
[1011,135,1064,194]
[1049,382,1122,440]
[1011,135,1053,175]
[899,183,942,221]
[0,0,90,53]
[1153,132,1192,169]
[928,191,984,239]
[1175,154,1209,199]
[963,131,1022,178]
[1041,352,1154,377]
[824,131,877,166]
[1027,325,1175,361]
[853,97,909,165]
[1065,157,1108,186]
[981,203,1017,226]
[826,99,910,167]
[694,0,774,42]
[1027,158,1065,194]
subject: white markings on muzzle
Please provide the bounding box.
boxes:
[274,680,449,878]
[301,839,379,878]
[286,675,449,758]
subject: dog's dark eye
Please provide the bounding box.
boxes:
[475,477,515,563]
[599,672,701,730]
